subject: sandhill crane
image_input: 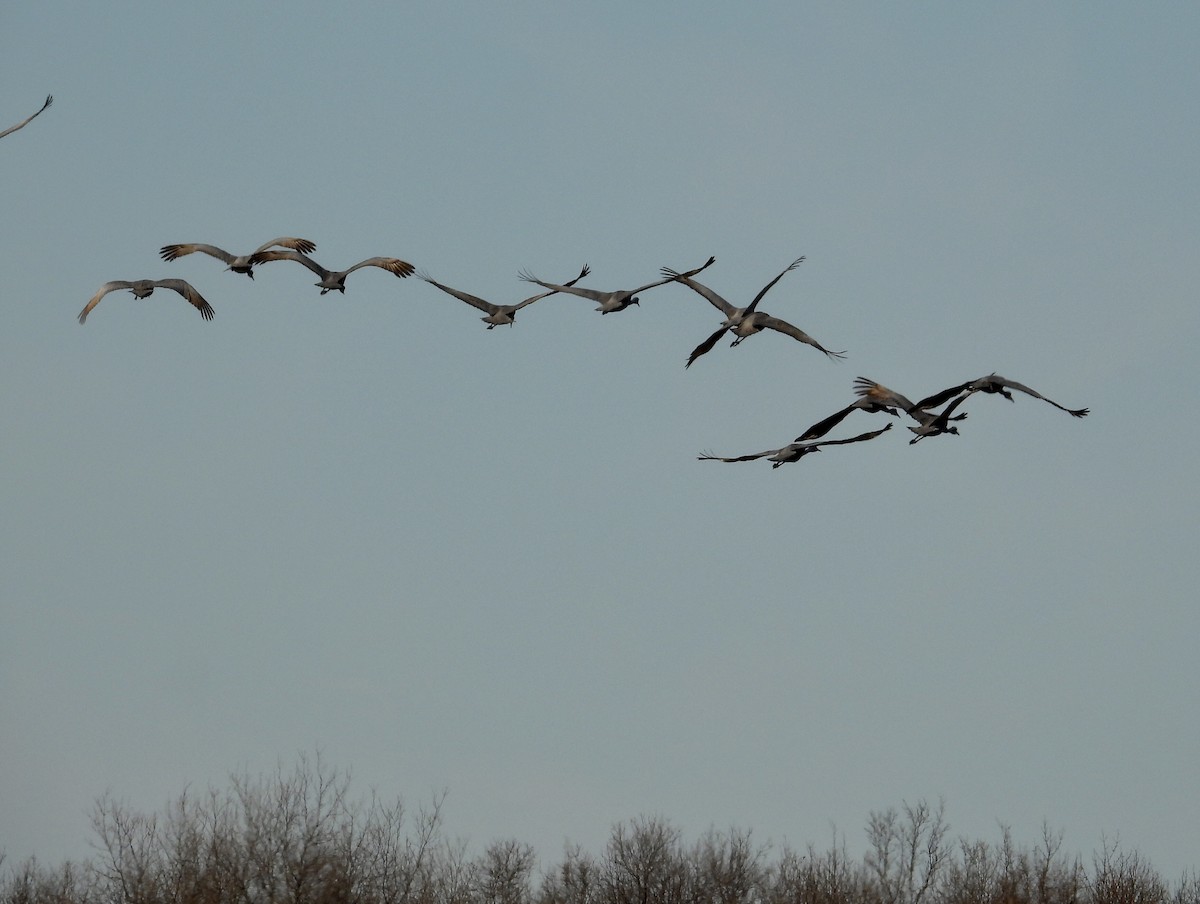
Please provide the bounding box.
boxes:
[853,377,973,443]
[660,256,845,367]
[699,424,892,468]
[792,396,903,443]
[913,374,1089,418]
[0,94,52,140]
[247,249,415,294]
[159,237,316,279]
[417,264,590,328]
[904,392,975,444]
[78,279,214,324]
[518,256,716,314]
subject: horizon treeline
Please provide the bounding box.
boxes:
[3,756,1195,904]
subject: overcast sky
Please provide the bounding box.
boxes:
[3,1,1198,881]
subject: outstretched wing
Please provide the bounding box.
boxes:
[659,258,733,316]
[698,447,781,463]
[416,270,498,314]
[794,402,857,442]
[913,381,973,411]
[153,279,215,320]
[759,316,846,359]
[981,375,1089,417]
[519,269,610,302]
[159,243,235,265]
[631,255,716,298]
[854,377,915,413]
[0,94,52,140]
[248,248,328,277]
[252,237,317,256]
[685,325,730,368]
[343,257,415,278]
[933,390,974,424]
[513,264,591,310]
[745,256,804,314]
[810,422,893,449]
[78,281,133,324]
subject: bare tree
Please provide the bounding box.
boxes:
[600,817,688,904]
[154,786,244,904]
[426,836,477,904]
[938,837,999,904]
[345,789,447,904]
[0,856,95,904]
[79,754,449,904]
[478,840,536,904]
[90,795,164,904]
[1005,823,1085,904]
[771,830,867,904]
[1089,839,1166,904]
[537,845,599,904]
[8,774,1198,904]
[864,801,950,904]
[228,752,357,904]
[1169,873,1200,904]
[689,827,767,904]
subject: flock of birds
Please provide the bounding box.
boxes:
[76,232,1090,468]
[7,91,1087,468]
[700,374,1087,468]
[77,237,418,323]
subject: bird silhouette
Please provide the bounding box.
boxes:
[78,279,214,324]
[159,237,316,279]
[248,249,414,294]
[699,424,892,468]
[913,374,1088,418]
[418,264,590,328]
[661,256,845,367]
[519,256,716,314]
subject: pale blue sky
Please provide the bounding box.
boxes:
[3,1,1198,880]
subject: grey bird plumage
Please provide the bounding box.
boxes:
[699,424,892,468]
[519,256,716,314]
[159,237,317,279]
[853,377,973,443]
[914,374,1089,418]
[661,256,845,368]
[78,279,215,324]
[418,264,590,328]
[248,249,415,294]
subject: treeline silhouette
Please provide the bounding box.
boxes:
[3,756,1194,904]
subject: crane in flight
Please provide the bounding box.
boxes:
[160,237,316,279]
[78,279,214,324]
[247,249,415,294]
[661,256,845,367]
[519,256,716,315]
[699,424,892,468]
[418,264,590,328]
